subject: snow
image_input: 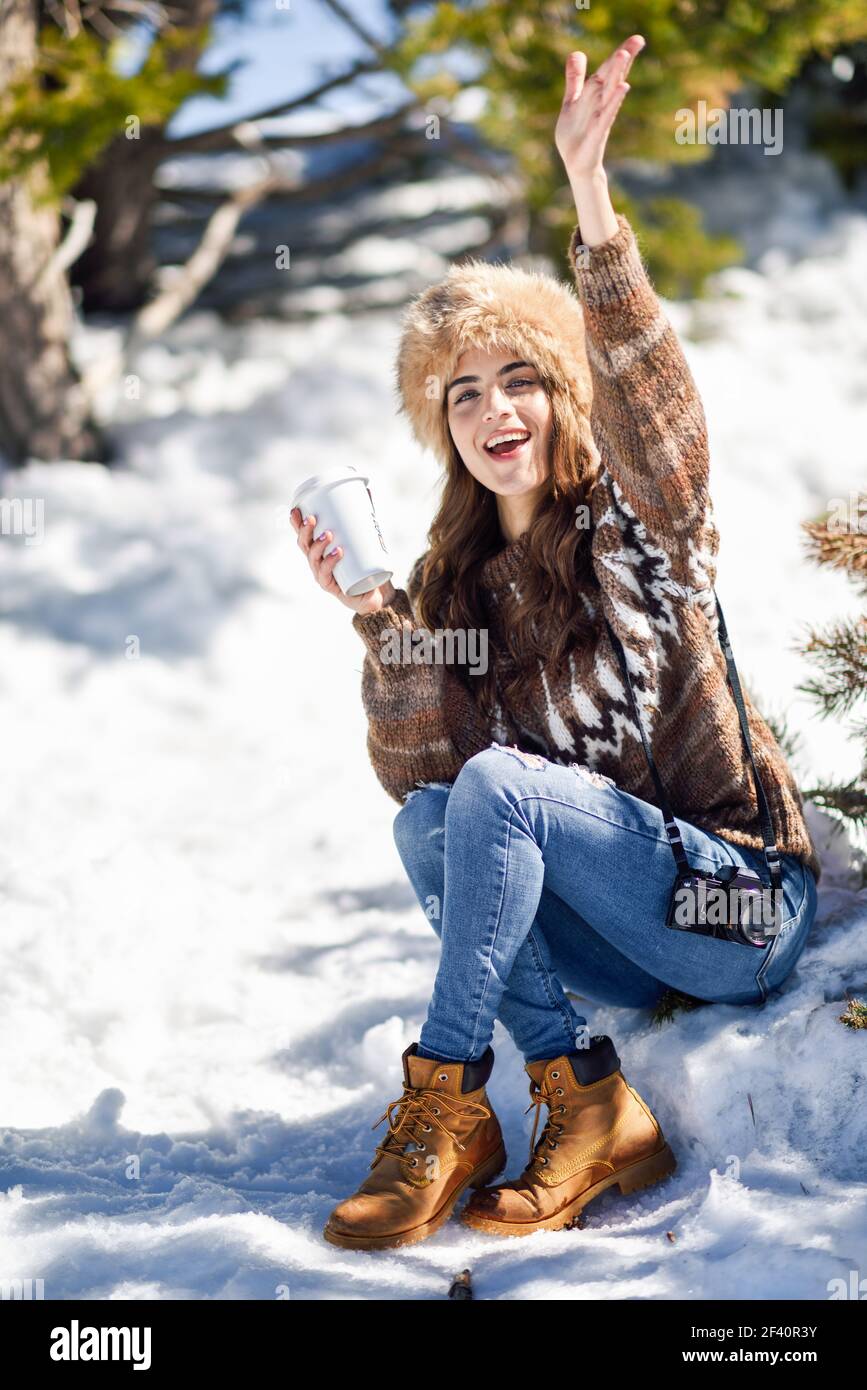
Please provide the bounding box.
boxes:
[0,208,865,1301]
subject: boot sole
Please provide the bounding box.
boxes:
[460,1141,677,1237]
[322,1142,508,1251]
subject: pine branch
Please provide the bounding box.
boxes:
[651,988,707,1028]
[850,716,867,747]
[801,509,867,588]
[796,615,867,719]
[839,998,867,1030]
[800,777,867,828]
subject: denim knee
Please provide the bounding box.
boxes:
[447,744,541,816]
[392,781,451,862]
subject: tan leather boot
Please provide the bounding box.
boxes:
[323,1042,507,1250]
[461,1035,676,1236]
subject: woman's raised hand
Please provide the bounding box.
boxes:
[290,507,397,616]
[555,34,644,181]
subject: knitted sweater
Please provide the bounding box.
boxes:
[352,213,822,884]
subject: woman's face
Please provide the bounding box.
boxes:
[445,347,553,498]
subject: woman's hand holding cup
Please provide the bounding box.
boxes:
[290,507,396,615]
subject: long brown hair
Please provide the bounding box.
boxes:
[414,372,602,717]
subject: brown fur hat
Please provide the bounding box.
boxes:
[395,257,593,464]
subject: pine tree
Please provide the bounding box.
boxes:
[388,0,867,294]
[0,2,229,464]
[796,497,867,855]
[0,0,103,466]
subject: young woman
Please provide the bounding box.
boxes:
[291,35,820,1249]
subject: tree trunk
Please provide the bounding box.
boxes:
[0,1,104,466]
[72,130,167,313]
[71,0,220,314]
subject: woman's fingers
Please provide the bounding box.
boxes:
[289,505,361,606]
[291,507,338,573]
[291,507,312,551]
[309,530,337,571]
[316,545,344,594]
[586,83,629,158]
[292,509,324,559]
[556,35,641,172]
[585,34,644,96]
[562,50,586,104]
[559,36,642,125]
[600,81,630,126]
[620,36,644,78]
[304,525,345,590]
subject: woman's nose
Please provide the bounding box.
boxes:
[482,386,512,418]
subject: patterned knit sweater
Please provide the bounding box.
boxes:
[352,212,822,884]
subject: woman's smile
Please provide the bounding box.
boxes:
[483,428,532,459]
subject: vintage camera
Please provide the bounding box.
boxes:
[665,863,782,948]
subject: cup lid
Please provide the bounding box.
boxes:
[291,463,370,507]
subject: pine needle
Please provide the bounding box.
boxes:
[801,778,867,828]
[839,997,867,1030]
[651,987,707,1027]
[797,616,867,719]
[801,515,867,590]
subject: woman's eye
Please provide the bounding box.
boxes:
[452,376,535,405]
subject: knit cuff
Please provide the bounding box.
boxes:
[351,587,415,661]
[567,213,647,307]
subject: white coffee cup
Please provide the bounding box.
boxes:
[291,464,393,598]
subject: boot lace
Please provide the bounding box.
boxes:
[370,1084,492,1178]
[524,1076,567,1170]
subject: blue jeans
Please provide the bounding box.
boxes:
[392,745,818,1064]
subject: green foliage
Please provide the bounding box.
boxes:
[0,25,228,203]
[551,192,744,299]
[651,986,707,1026]
[797,506,867,847]
[802,777,867,832]
[386,0,867,292]
[839,996,867,1029]
[799,618,867,719]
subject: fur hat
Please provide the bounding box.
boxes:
[395,257,593,465]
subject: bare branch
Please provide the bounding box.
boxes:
[319,0,389,58]
[260,101,419,147]
[132,123,285,340]
[34,197,98,294]
[132,176,276,338]
[44,1,174,39]
[165,58,384,156]
[43,1,83,37]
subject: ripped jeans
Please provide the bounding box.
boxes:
[392,745,818,1064]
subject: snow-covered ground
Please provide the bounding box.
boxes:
[0,206,865,1301]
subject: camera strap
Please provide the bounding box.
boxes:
[602,592,783,896]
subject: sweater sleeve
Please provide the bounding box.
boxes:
[351,553,490,804]
[568,213,718,596]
